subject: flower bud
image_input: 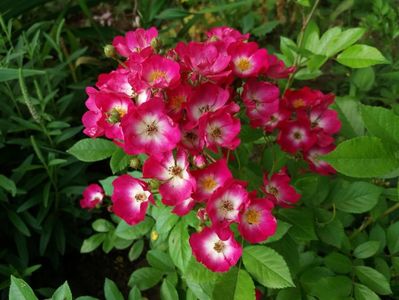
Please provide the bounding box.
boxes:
[103,44,116,58]
[149,179,160,190]
[129,157,141,169]
[151,230,159,241]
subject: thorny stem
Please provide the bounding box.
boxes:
[284,0,320,93]
[350,202,399,239]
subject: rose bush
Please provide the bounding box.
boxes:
[65,13,395,298]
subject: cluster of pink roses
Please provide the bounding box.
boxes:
[79,26,340,272]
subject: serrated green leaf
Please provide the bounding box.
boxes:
[330,181,382,213]
[354,266,392,295]
[354,283,380,300]
[129,240,144,262]
[243,246,294,289]
[128,267,163,290]
[213,269,255,300]
[168,221,191,272]
[92,219,114,232]
[279,208,317,242]
[160,279,178,300]
[115,218,154,240]
[323,136,399,178]
[361,105,399,144]
[146,250,175,272]
[324,252,352,274]
[110,148,131,174]
[67,138,117,162]
[354,241,380,259]
[337,44,389,68]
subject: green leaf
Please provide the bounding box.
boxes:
[352,68,375,92]
[168,221,191,272]
[325,27,365,57]
[156,8,190,19]
[213,269,255,300]
[80,233,105,253]
[317,218,346,248]
[7,210,31,236]
[115,218,154,240]
[387,222,399,255]
[92,219,115,232]
[309,276,352,300]
[354,266,392,295]
[323,136,399,178]
[330,181,382,213]
[242,246,294,289]
[52,281,72,300]
[160,279,178,300]
[129,240,144,262]
[294,68,322,80]
[128,267,163,291]
[146,250,175,272]
[9,276,38,300]
[296,0,310,7]
[361,105,399,144]
[197,0,252,14]
[262,220,291,244]
[324,252,352,274]
[0,174,16,196]
[354,283,380,300]
[354,241,380,259]
[333,96,365,138]
[0,68,46,82]
[110,148,131,174]
[279,208,317,242]
[128,287,141,300]
[337,45,389,68]
[99,176,118,196]
[104,278,124,300]
[67,138,117,162]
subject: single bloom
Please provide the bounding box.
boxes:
[82,88,133,140]
[228,42,268,78]
[242,80,280,128]
[112,27,158,57]
[238,194,277,243]
[141,55,181,89]
[282,87,335,111]
[165,84,191,121]
[80,184,104,209]
[206,26,249,45]
[111,175,153,225]
[175,41,231,83]
[277,118,317,153]
[122,98,181,157]
[143,149,196,205]
[189,226,242,272]
[191,159,233,202]
[199,105,241,152]
[263,168,301,207]
[186,83,230,124]
[206,179,249,226]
